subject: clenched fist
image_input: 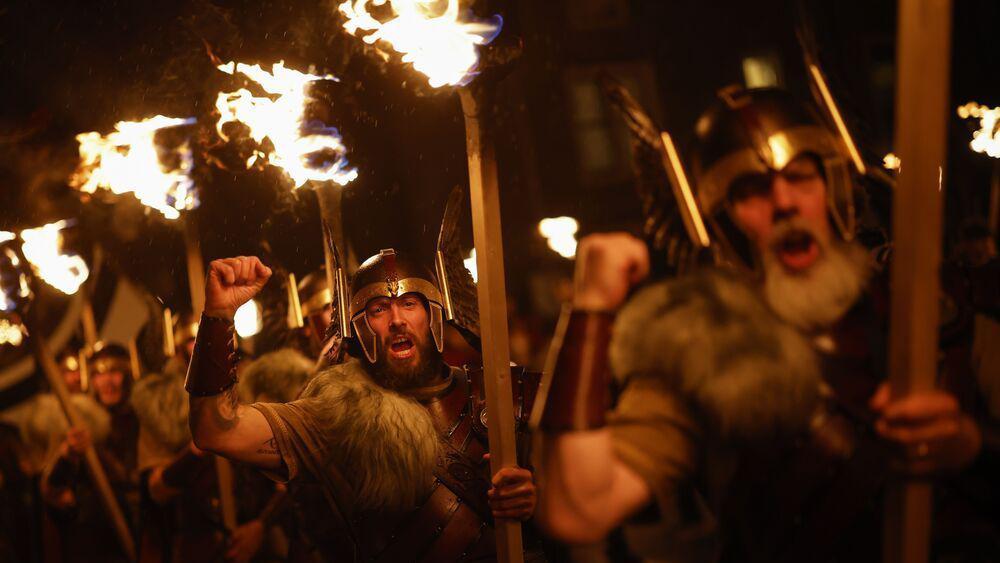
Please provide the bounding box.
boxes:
[205,256,272,320]
[572,233,650,312]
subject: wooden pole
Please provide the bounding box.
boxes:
[459,85,523,563]
[885,1,952,562]
[27,319,137,561]
[181,217,238,532]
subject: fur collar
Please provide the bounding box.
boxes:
[609,270,821,443]
[131,372,190,452]
[296,359,443,511]
[238,348,315,404]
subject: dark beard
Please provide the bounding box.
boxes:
[364,336,443,391]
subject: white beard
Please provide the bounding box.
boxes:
[762,230,872,333]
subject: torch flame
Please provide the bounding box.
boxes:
[0,319,25,346]
[215,61,358,189]
[0,242,31,313]
[538,217,579,259]
[19,221,90,295]
[338,0,503,88]
[464,248,478,283]
[957,102,1000,159]
[72,116,197,220]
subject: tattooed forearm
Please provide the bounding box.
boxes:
[212,385,241,431]
[256,437,279,456]
[189,385,241,442]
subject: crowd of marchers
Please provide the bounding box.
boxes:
[0,85,998,563]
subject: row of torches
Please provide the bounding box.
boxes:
[4,0,998,347]
[0,0,548,347]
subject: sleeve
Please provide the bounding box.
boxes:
[608,377,718,560]
[251,401,327,484]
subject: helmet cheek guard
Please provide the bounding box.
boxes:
[352,313,380,364]
[350,300,446,365]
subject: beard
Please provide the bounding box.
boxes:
[761,218,872,333]
[364,330,443,392]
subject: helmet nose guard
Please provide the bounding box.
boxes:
[348,249,446,364]
[692,87,856,268]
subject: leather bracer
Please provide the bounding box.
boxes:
[540,307,615,432]
[184,314,238,397]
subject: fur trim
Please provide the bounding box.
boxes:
[131,372,190,452]
[239,348,315,404]
[610,271,821,443]
[21,393,111,452]
[296,359,442,511]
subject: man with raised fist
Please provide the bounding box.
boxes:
[186,251,542,562]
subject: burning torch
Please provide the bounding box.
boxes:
[69,113,245,533]
[0,223,135,561]
[338,1,523,559]
[213,59,359,336]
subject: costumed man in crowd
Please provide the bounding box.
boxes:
[187,250,542,562]
[535,87,996,562]
[56,348,85,394]
[296,268,335,359]
[132,346,304,563]
[38,345,134,563]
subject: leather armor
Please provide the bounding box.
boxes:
[289,365,540,563]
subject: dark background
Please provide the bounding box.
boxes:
[0,0,998,398]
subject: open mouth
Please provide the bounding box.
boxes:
[388,336,415,359]
[773,229,820,272]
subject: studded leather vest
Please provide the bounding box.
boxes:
[287,365,539,563]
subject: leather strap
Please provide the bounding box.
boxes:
[184,314,238,397]
[540,308,615,431]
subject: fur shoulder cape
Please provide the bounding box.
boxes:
[21,393,111,451]
[239,348,315,404]
[609,270,821,443]
[294,359,442,511]
[131,372,190,452]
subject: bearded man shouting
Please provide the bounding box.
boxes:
[186,250,540,562]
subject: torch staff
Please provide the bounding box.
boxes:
[885,1,953,562]
[22,305,136,561]
[182,217,238,532]
[458,83,523,563]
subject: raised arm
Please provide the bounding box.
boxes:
[536,234,654,544]
[186,256,281,470]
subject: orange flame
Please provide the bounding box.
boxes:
[958,102,1000,159]
[0,319,25,346]
[216,61,358,188]
[0,238,31,313]
[72,116,197,220]
[19,221,89,295]
[538,217,578,259]
[339,0,502,88]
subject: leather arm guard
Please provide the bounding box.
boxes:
[184,314,238,397]
[539,307,615,432]
[160,447,205,490]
